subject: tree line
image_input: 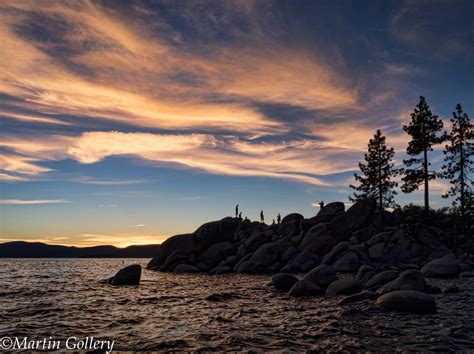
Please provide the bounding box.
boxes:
[350,96,473,231]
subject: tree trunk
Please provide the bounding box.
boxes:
[423,147,429,213]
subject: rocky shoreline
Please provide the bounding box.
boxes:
[107,199,474,314]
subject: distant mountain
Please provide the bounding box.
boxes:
[0,241,158,258]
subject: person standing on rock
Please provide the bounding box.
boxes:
[238,212,243,220]
[319,201,325,209]
[260,210,265,223]
[235,204,239,218]
[277,213,281,224]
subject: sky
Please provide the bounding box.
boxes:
[0,0,473,247]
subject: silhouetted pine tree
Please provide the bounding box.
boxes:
[350,129,398,208]
[442,103,473,231]
[400,96,446,213]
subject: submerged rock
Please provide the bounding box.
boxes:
[373,290,436,314]
[102,264,141,285]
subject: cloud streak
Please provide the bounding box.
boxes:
[0,199,69,205]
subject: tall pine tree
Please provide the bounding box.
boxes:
[400,96,446,213]
[350,129,398,208]
[441,103,473,231]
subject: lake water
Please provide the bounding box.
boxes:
[0,259,473,351]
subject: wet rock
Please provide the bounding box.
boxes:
[356,265,377,284]
[331,251,359,272]
[303,264,338,289]
[421,257,461,278]
[174,264,200,273]
[326,278,362,296]
[288,279,324,297]
[377,270,426,295]
[339,290,378,305]
[271,273,299,292]
[364,270,399,290]
[102,264,141,285]
[373,290,436,314]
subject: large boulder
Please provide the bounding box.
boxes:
[194,217,240,251]
[147,234,195,270]
[281,249,318,273]
[356,265,377,284]
[421,257,461,278]
[377,270,426,294]
[364,270,399,290]
[303,264,338,289]
[311,202,345,224]
[331,251,359,272]
[345,198,377,231]
[102,264,141,285]
[327,214,351,242]
[321,241,350,265]
[298,223,336,255]
[197,242,235,271]
[271,273,299,291]
[281,213,304,237]
[244,230,273,253]
[237,243,279,273]
[373,290,437,314]
[289,279,324,297]
[326,278,362,296]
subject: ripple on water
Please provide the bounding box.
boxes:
[0,259,474,351]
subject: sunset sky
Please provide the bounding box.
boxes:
[0,0,473,247]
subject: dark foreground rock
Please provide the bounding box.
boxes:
[339,290,378,305]
[373,290,436,314]
[101,264,141,285]
[421,257,461,278]
[271,273,299,292]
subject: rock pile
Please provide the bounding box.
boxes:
[147,199,474,277]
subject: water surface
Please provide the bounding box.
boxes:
[0,259,473,351]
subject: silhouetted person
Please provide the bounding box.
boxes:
[272,219,275,225]
[319,201,325,209]
[238,211,243,220]
[277,213,281,224]
[260,210,264,223]
[244,216,248,221]
[235,204,239,218]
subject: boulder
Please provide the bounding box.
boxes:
[159,250,194,272]
[303,264,338,289]
[345,198,376,231]
[281,213,304,225]
[299,223,336,255]
[271,273,299,291]
[421,257,461,278]
[197,242,235,271]
[194,217,240,251]
[356,265,377,284]
[147,233,195,270]
[373,290,437,314]
[321,241,350,265]
[368,242,385,260]
[312,202,345,224]
[326,278,362,296]
[364,270,399,290]
[327,214,351,242]
[289,279,324,297]
[103,264,141,285]
[237,243,279,273]
[332,251,359,272]
[377,270,426,294]
[339,290,378,305]
[281,246,298,263]
[244,230,273,252]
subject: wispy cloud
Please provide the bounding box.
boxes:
[0,199,70,205]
